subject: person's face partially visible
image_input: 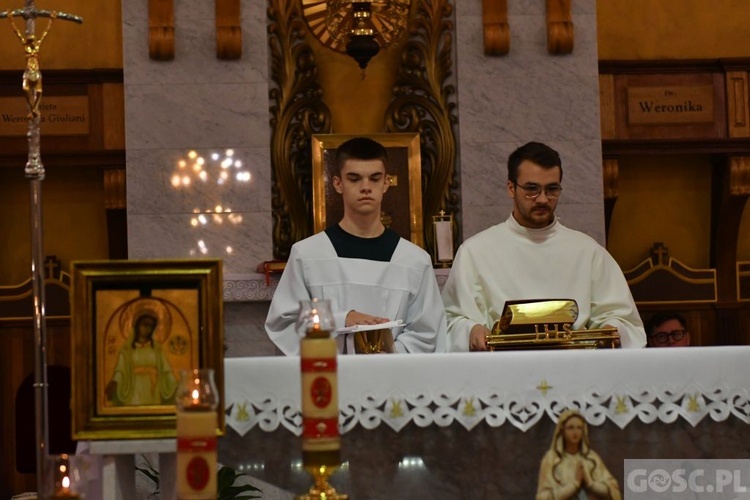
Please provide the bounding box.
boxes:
[333,158,389,218]
[648,318,690,347]
[508,160,561,229]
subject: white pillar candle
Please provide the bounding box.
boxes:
[435,220,453,261]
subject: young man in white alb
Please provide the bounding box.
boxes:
[266,137,447,355]
[442,141,646,351]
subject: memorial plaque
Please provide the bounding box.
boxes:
[627,85,714,125]
[0,96,90,136]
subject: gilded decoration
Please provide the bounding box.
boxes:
[385,0,459,260]
[269,0,459,260]
[268,0,332,259]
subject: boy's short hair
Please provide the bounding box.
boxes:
[334,137,388,176]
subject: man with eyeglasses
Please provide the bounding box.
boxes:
[442,141,647,351]
[645,313,690,347]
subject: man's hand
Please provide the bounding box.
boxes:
[469,324,491,351]
[345,310,390,327]
[603,323,621,348]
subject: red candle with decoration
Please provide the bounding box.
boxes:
[176,368,219,499]
[299,299,341,467]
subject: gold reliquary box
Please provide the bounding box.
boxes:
[486,299,620,351]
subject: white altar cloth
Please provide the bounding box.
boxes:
[225,346,750,436]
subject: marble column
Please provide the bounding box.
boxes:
[122,0,273,274]
[455,0,605,243]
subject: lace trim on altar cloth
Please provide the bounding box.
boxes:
[225,384,750,437]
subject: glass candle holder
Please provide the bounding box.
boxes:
[47,454,84,499]
[175,368,219,499]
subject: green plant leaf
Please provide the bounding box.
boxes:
[216,465,262,499]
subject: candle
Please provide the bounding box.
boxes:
[435,220,453,261]
[299,299,340,468]
[176,369,219,500]
[300,327,340,467]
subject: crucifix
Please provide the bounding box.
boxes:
[0,2,82,496]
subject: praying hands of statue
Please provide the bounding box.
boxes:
[7,12,56,119]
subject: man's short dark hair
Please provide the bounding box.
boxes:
[507,141,563,184]
[645,312,687,336]
[334,137,388,177]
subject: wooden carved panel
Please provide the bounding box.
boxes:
[599,74,616,139]
[726,71,749,138]
[729,156,750,195]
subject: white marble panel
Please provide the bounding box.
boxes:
[548,138,605,201]
[122,3,268,85]
[224,302,278,357]
[458,138,603,208]
[124,82,270,150]
[554,201,606,244]
[128,212,273,274]
[456,30,601,143]
[120,0,147,24]
[127,146,271,215]
[457,141,511,208]
[460,204,510,241]
[455,0,603,243]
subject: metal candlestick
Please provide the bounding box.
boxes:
[1,3,82,496]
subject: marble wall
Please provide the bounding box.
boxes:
[455,0,605,243]
[123,0,274,274]
[123,0,604,355]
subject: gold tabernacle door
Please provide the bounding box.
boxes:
[485,299,620,350]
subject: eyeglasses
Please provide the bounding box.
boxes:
[649,329,687,344]
[515,183,563,199]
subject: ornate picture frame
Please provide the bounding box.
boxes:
[311,133,424,248]
[70,259,224,440]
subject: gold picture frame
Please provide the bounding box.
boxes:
[70,259,225,440]
[312,133,424,248]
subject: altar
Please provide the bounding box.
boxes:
[220,347,750,498]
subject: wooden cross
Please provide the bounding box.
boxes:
[650,242,669,265]
[43,255,60,280]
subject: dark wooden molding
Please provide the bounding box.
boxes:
[602,138,750,157]
[600,58,750,75]
[0,151,126,169]
[0,69,123,86]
